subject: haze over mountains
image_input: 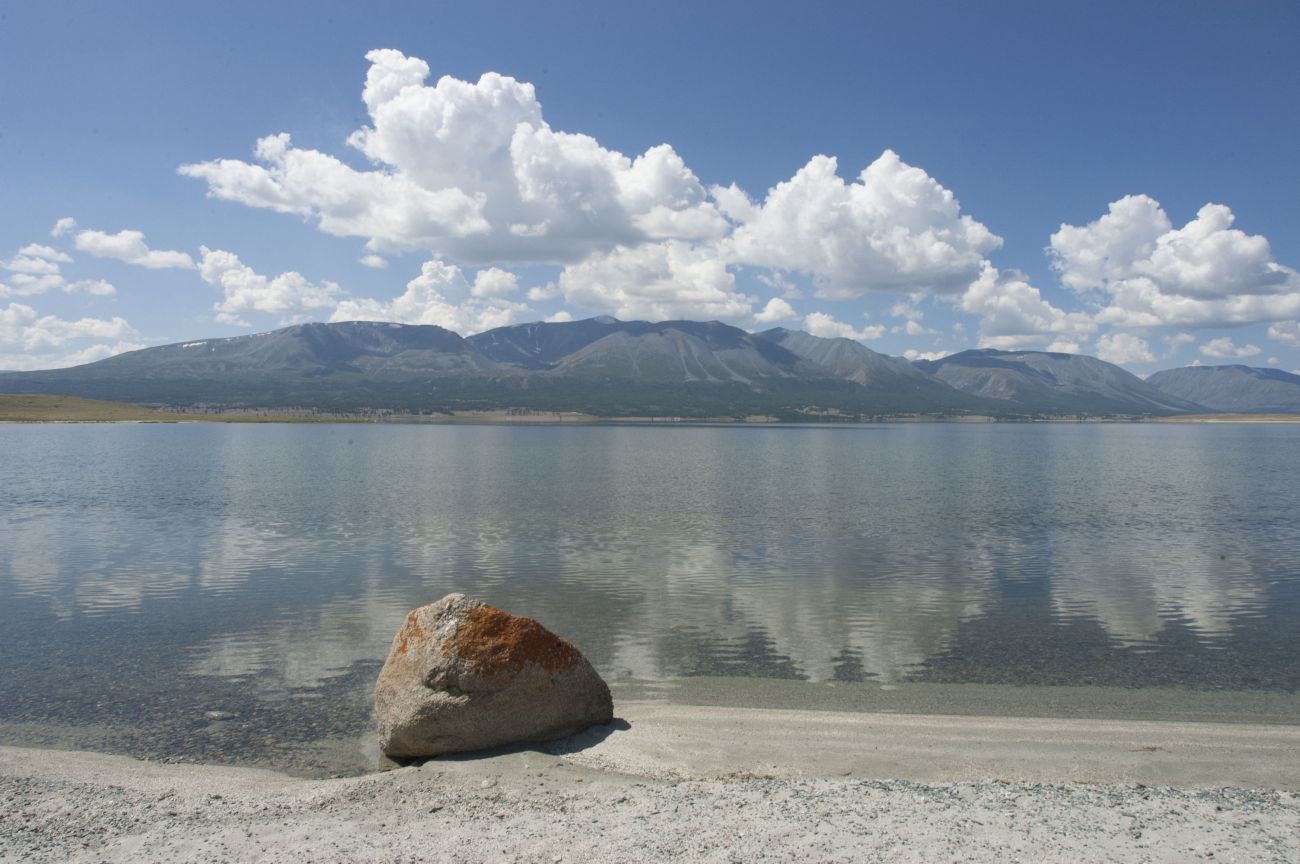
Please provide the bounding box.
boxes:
[1,316,1296,418]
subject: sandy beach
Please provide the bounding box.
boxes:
[3,703,1297,863]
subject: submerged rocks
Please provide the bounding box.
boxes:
[374,593,613,758]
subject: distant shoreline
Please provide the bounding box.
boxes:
[3,394,1298,425]
[0,394,367,424]
[1152,413,1300,423]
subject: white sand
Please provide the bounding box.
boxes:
[3,703,1298,863]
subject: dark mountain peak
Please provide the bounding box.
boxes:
[469,316,636,369]
[756,327,877,353]
[279,320,471,359]
[549,320,813,385]
[653,319,749,349]
[756,327,935,387]
[752,328,1000,411]
[469,316,753,369]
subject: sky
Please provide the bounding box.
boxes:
[2,0,1299,374]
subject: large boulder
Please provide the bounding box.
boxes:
[374,593,613,758]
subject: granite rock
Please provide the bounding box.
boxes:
[374,593,613,758]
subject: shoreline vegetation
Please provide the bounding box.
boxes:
[0,394,354,424]
[2,704,1298,862]
[3,394,1298,425]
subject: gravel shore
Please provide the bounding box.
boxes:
[3,704,1298,863]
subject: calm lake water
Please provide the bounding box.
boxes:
[1,423,1298,774]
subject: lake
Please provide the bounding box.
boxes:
[1,422,1297,774]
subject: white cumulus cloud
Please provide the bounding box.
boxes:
[753,297,797,324]
[1094,332,1155,365]
[756,271,802,300]
[1199,337,1262,359]
[888,299,936,335]
[55,341,146,367]
[959,264,1095,350]
[903,348,949,362]
[75,229,195,269]
[526,282,561,302]
[66,279,116,297]
[0,274,58,297]
[803,311,885,341]
[558,241,752,322]
[182,132,488,253]
[14,244,72,266]
[726,150,1001,297]
[0,302,140,370]
[198,247,343,326]
[469,267,520,298]
[3,243,69,287]
[180,49,725,264]
[1048,195,1171,294]
[178,50,1016,323]
[1163,332,1196,357]
[0,242,115,297]
[330,258,528,335]
[169,49,1300,344]
[1267,321,1300,347]
[1050,195,1300,328]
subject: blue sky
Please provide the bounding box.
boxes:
[3,0,1299,372]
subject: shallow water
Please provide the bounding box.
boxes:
[1,423,1297,774]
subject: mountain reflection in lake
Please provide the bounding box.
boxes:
[1,423,1297,773]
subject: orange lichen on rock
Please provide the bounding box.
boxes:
[375,593,613,758]
[453,603,582,676]
[394,609,426,658]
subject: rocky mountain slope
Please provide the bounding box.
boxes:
[914,349,1206,415]
[1146,365,1300,413]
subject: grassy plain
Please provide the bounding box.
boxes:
[0,394,196,422]
[0,394,355,423]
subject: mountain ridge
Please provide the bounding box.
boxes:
[1146,364,1300,413]
[2,317,1271,418]
[914,348,1206,415]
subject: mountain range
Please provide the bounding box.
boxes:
[914,349,1204,415]
[1,316,1296,418]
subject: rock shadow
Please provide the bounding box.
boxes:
[385,717,631,768]
[543,717,631,756]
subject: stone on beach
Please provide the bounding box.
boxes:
[374,593,613,758]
